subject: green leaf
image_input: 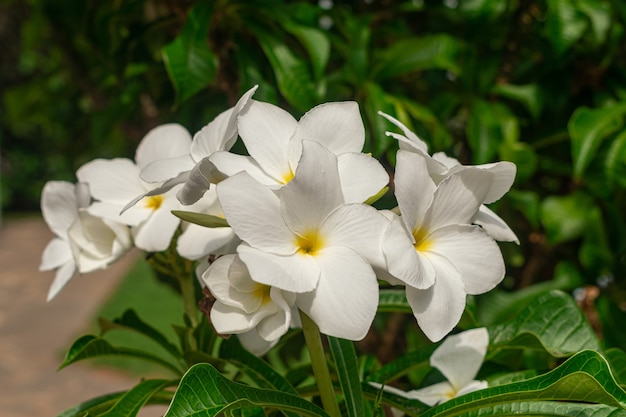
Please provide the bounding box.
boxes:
[162,2,218,104]
[578,0,612,45]
[59,335,183,375]
[545,0,588,55]
[372,34,462,80]
[255,29,318,111]
[219,337,299,395]
[363,82,396,157]
[488,290,601,357]
[466,100,518,164]
[569,102,626,178]
[164,363,330,417]
[605,348,626,386]
[366,345,435,384]
[100,379,174,417]
[378,289,412,314]
[605,130,626,188]
[540,191,595,245]
[498,140,538,182]
[99,309,182,359]
[281,21,330,81]
[328,337,365,417]
[56,392,124,417]
[171,210,229,228]
[420,350,626,416]
[491,83,543,120]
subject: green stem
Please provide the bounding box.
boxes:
[300,310,341,417]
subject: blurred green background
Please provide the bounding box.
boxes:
[1,0,626,349]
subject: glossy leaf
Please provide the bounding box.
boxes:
[163,363,330,417]
[56,392,124,417]
[171,210,229,228]
[328,337,365,417]
[569,102,626,179]
[59,335,183,375]
[372,34,462,80]
[282,21,330,81]
[466,100,518,164]
[488,290,601,357]
[99,309,182,359]
[366,345,435,385]
[162,2,218,104]
[540,191,595,245]
[100,379,174,417]
[420,350,626,416]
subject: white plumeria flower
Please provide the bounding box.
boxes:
[379,112,518,243]
[199,254,295,355]
[373,328,489,408]
[133,85,259,206]
[39,181,131,301]
[210,99,389,204]
[383,150,505,341]
[76,127,188,252]
[216,141,389,340]
[176,188,239,260]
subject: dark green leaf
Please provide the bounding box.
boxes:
[466,100,518,164]
[491,83,543,120]
[163,363,330,417]
[171,210,229,228]
[328,337,365,417]
[59,335,183,375]
[545,0,588,54]
[100,379,174,417]
[282,21,330,81]
[56,392,124,417]
[488,290,601,357]
[162,2,218,104]
[605,130,626,188]
[372,35,462,80]
[569,102,626,178]
[605,348,626,386]
[366,345,436,384]
[540,191,595,245]
[378,289,412,314]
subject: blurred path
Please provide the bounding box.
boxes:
[0,216,165,417]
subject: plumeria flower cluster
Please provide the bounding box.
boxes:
[40,85,516,354]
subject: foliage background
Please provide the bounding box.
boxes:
[2,0,626,353]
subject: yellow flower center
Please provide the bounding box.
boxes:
[144,195,163,210]
[413,228,432,252]
[295,230,324,255]
[252,284,272,306]
[280,168,295,184]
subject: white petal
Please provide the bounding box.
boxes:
[140,155,194,183]
[378,112,429,154]
[121,172,189,214]
[41,181,78,238]
[471,161,516,204]
[191,85,258,160]
[88,201,149,226]
[203,255,262,313]
[131,195,180,252]
[423,168,492,230]
[337,153,389,204]
[430,327,489,391]
[177,224,236,260]
[237,329,278,356]
[295,102,365,153]
[405,381,456,406]
[176,159,212,205]
[321,203,388,269]
[474,205,519,243]
[280,141,343,234]
[237,100,296,183]
[456,380,488,397]
[297,246,378,340]
[257,287,294,341]
[211,301,274,334]
[46,261,77,302]
[427,224,505,295]
[407,255,466,342]
[77,158,145,203]
[394,151,436,232]
[217,172,294,254]
[135,124,192,170]
[209,151,277,185]
[382,216,435,289]
[40,238,73,271]
[238,244,320,293]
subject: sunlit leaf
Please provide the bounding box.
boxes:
[100,379,174,417]
[545,0,587,54]
[282,21,330,81]
[540,191,595,245]
[163,363,330,417]
[162,2,218,104]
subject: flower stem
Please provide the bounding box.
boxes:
[300,310,341,417]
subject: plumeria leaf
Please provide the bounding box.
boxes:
[372,34,462,80]
[366,345,436,384]
[419,350,626,417]
[59,335,183,375]
[281,21,330,81]
[378,289,412,314]
[467,100,518,164]
[219,337,299,395]
[540,191,595,245]
[56,392,125,417]
[491,83,542,120]
[163,363,330,417]
[98,309,182,359]
[605,129,626,188]
[171,210,229,228]
[568,102,626,179]
[488,290,601,358]
[328,337,365,417]
[362,383,429,417]
[162,2,218,104]
[100,379,174,417]
[605,348,626,386]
